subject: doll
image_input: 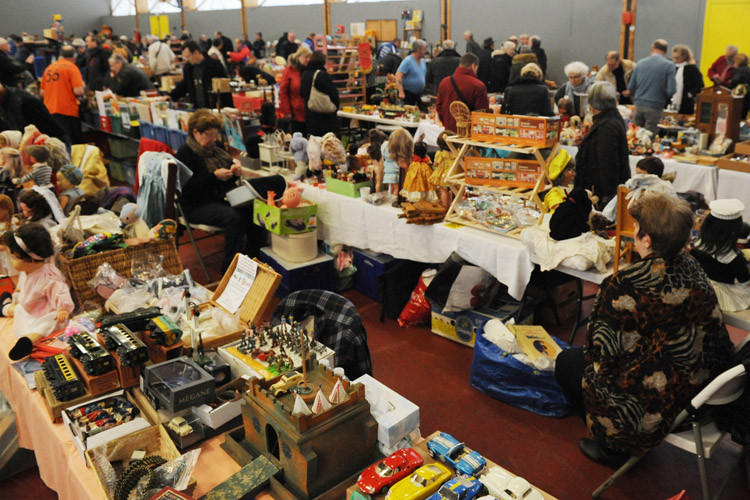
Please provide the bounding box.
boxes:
[0,130,22,149]
[691,198,750,312]
[0,195,18,276]
[549,188,592,241]
[1,223,75,360]
[385,128,413,205]
[428,131,456,209]
[289,132,309,179]
[543,149,576,214]
[57,164,84,215]
[280,187,303,209]
[19,187,66,228]
[120,203,151,241]
[400,140,437,203]
[14,145,52,188]
[0,147,22,203]
[557,96,573,127]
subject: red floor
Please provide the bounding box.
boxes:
[3,233,749,499]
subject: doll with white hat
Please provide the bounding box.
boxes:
[691,198,750,312]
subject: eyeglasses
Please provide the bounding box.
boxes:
[568,74,583,80]
[198,129,220,139]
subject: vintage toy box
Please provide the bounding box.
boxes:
[464,156,543,188]
[141,357,215,413]
[253,198,318,235]
[325,174,374,198]
[353,374,420,448]
[431,300,533,347]
[471,112,561,148]
[62,389,153,464]
[717,141,750,173]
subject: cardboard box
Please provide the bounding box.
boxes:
[69,355,120,396]
[325,174,374,198]
[35,368,93,423]
[471,112,560,148]
[431,301,533,347]
[464,156,543,188]
[62,390,153,464]
[353,374,420,449]
[141,357,215,413]
[253,198,318,235]
[191,377,249,429]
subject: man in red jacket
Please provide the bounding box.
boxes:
[708,44,738,86]
[437,53,489,133]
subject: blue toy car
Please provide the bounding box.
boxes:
[425,475,486,500]
[426,432,487,476]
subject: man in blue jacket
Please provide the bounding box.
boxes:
[628,39,676,136]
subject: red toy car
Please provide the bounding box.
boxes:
[357,447,425,495]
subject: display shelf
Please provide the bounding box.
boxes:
[326,38,367,107]
[442,135,559,238]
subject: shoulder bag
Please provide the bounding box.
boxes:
[308,70,337,113]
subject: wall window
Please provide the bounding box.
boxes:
[149,0,181,14]
[111,0,135,16]
[259,1,323,5]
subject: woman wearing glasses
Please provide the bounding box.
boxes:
[554,61,593,117]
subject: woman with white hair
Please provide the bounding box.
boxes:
[554,61,592,117]
[501,63,553,116]
[573,81,630,209]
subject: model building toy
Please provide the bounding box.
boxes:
[384,463,452,500]
[101,324,149,367]
[427,432,487,476]
[357,447,424,495]
[98,306,161,332]
[426,476,486,500]
[67,332,115,376]
[269,371,304,396]
[42,353,85,401]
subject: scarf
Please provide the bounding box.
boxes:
[566,76,592,114]
[187,136,232,173]
[672,62,685,110]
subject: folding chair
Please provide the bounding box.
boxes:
[592,362,748,499]
[613,185,636,274]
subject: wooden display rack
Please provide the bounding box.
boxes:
[442,135,559,238]
[326,37,367,107]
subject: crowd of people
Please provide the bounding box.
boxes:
[0,21,748,475]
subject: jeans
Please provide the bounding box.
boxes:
[633,105,663,137]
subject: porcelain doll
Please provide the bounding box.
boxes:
[427,131,456,209]
[1,223,75,360]
[400,141,437,203]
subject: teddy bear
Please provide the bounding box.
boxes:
[120,203,151,243]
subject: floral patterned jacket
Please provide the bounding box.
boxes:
[583,251,734,455]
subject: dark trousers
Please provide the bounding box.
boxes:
[52,113,81,146]
[291,120,306,136]
[185,201,267,271]
[403,89,428,112]
[555,346,587,417]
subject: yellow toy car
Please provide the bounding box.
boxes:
[269,371,304,396]
[385,462,452,500]
[167,417,193,437]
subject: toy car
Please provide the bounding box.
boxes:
[357,447,424,495]
[269,371,304,396]
[385,462,451,500]
[426,476,487,500]
[478,467,544,500]
[426,432,486,476]
[167,417,193,437]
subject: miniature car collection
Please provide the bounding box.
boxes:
[269,371,304,396]
[427,432,487,476]
[357,447,425,495]
[385,463,452,500]
[426,475,486,500]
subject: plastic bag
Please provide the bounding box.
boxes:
[469,329,572,417]
[398,269,436,327]
[105,283,154,313]
[87,262,128,299]
[135,449,201,498]
[130,250,165,283]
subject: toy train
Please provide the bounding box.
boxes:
[146,315,183,347]
[98,307,161,333]
[68,332,115,376]
[101,324,149,367]
[42,354,85,401]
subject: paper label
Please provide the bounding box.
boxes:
[215,255,257,314]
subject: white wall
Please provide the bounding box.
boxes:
[0,0,111,39]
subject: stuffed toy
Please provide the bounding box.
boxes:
[152,219,177,240]
[549,188,592,241]
[289,132,309,179]
[120,203,151,242]
[280,187,303,209]
[1,223,75,360]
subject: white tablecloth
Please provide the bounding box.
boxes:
[562,145,719,201]
[716,168,750,221]
[301,186,535,300]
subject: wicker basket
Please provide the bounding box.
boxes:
[57,238,183,306]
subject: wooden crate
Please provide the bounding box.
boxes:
[199,255,281,350]
[34,369,93,423]
[86,425,195,500]
[57,238,183,306]
[471,112,560,148]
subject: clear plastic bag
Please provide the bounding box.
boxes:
[135,449,201,499]
[130,250,165,283]
[87,262,128,299]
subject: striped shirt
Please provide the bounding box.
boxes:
[19,163,53,187]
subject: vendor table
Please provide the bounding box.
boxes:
[0,318,249,500]
[562,145,719,201]
[337,110,421,129]
[716,168,750,221]
[300,185,535,301]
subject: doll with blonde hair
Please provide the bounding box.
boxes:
[428,131,456,208]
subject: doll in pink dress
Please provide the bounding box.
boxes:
[0,223,74,360]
